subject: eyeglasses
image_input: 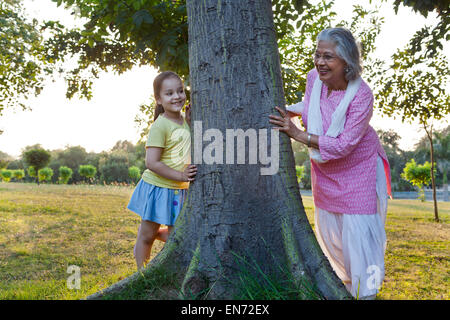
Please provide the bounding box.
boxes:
[313,53,337,62]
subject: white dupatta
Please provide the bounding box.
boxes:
[287,75,362,163]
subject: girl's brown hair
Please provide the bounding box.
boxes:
[153,71,183,121]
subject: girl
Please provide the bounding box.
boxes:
[127,71,197,270]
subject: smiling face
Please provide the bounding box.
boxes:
[156,77,186,117]
[314,40,348,90]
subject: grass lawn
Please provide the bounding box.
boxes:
[0,182,448,300]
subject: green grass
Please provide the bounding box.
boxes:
[227,251,324,300]
[0,182,164,299]
[0,182,449,300]
[302,196,450,300]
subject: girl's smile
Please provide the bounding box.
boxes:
[156,77,186,117]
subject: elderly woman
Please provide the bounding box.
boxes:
[269,27,392,300]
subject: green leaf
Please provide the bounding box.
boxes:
[132,9,153,28]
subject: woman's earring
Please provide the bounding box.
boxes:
[345,67,350,73]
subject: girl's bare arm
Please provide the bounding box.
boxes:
[145,147,197,182]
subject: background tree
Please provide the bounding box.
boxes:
[23,148,51,185]
[291,141,311,189]
[413,126,450,194]
[387,0,449,59]
[5,158,24,170]
[374,42,448,222]
[111,140,142,171]
[0,151,14,169]
[58,165,73,184]
[402,159,433,202]
[0,0,55,118]
[8,141,150,185]
[78,164,97,184]
[98,151,130,184]
[295,165,305,187]
[38,167,54,183]
[52,146,88,183]
[132,140,147,173]
[433,129,450,202]
[377,129,415,192]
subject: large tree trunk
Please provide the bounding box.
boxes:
[88,0,351,300]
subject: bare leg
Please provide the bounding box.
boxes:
[134,220,161,270]
[156,226,173,242]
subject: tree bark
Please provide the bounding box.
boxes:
[88,0,351,300]
[425,124,439,222]
[443,167,448,202]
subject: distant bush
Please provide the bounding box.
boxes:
[79,165,97,183]
[38,167,54,183]
[402,159,434,201]
[0,169,13,182]
[27,166,37,179]
[295,165,305,186]
[59,166,73,184]
[12,169,25,181]
[128,166,141,184]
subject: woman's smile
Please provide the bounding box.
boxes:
[314,40,348,91]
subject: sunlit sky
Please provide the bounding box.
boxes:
[0,0,448,158]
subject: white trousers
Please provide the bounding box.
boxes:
[314,156,388,299]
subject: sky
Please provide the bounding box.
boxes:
[0,0,448,159]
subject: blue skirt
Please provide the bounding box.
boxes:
[127,179,187,226]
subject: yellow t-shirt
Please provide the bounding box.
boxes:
[142,115,191,189]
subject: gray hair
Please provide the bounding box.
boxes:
[316,27,363,81]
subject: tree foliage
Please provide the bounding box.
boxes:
[0,0,56,116]
[279,1,383,104]
[377,129,415,191]
[0,150,14,168]
[0,169,13,182]
[10,140,145,185]
[295,165,305,185]
[27,166,36,179]
[23,148,51,170]
[12,169,25,181]
[375,48,449,125]
[58,165,73,184]
[433,130,450,185]
[38,167,54,183]
[98,151,129,184]
[48,146,88,183]
[373,35,448,221]
[131,0,383,138]
[390,0,449,58]
[78,164,97,182]
[401,159,433,201]
[128,165,140,184]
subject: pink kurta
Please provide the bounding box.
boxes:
[302,69,391,215]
